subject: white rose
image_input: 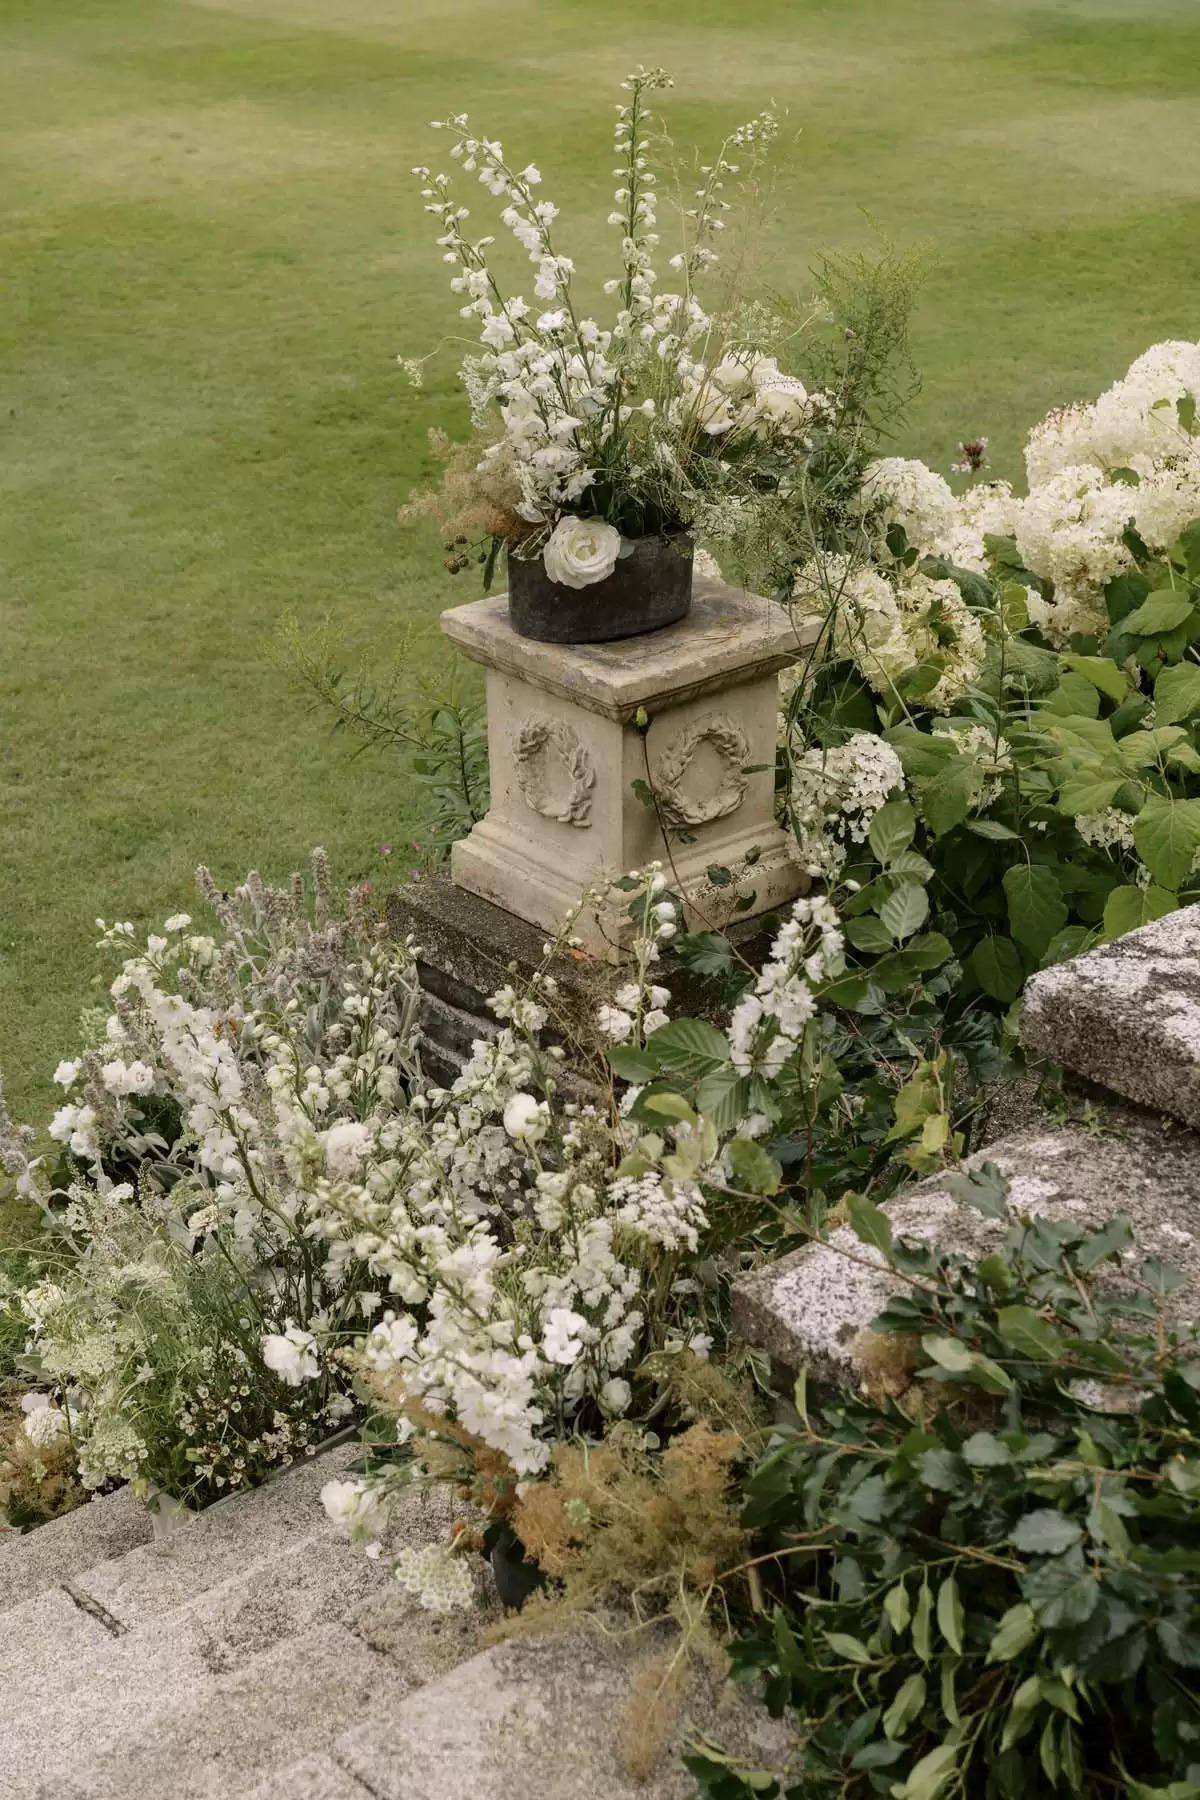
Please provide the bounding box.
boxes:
[542,516,622,589]
[599,1377,632,1415]
[753,374,810,435]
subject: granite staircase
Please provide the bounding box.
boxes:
[0,1440,784,1798]
[734,904,1200,1386]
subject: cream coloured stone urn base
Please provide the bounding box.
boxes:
[441,578,814,958]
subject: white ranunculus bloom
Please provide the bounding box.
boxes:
[542,516,622,589]
[262,1325,320,1387]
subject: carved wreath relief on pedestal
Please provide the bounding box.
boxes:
[512,716,596,827]
[653,713,750,831]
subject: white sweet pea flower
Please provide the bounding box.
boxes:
[503,1093,549,1142]
[596,1005,633,1043]
[542,516,622,589]
[262,1325,320,1387]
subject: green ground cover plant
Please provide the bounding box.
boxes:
[4,0,1200,1119]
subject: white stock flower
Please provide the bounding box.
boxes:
[543,1306,589,1364]
[322,1121,374,1179]
[542,516,622,589]
[262,1325,320,1387]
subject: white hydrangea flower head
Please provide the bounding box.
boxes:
[788,732,905,875]
[1132,451,1200,552]
[1024,403,1102,487]
[930,480,1021,573]
[857,457,956,551]
[1013,465,1135,599]
[1090,340,1200,469]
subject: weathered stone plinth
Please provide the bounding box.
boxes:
[386,872,779,1087]
[441,578,812,956]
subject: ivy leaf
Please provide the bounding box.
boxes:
[727,1136,782,1196]
[884,1582,912,1635]
[892,1741,958,1800]
[882,1671,927,1741]
[1010,1510,1084,1555]
[970,935,1024,1003]
[996,1305,1061,1361]
[846,1192,893,1261]
[1003,864,1069,957]
[1132,795,1200,892]
[822,1631,874,1665]
[879,883,929,943]
[936,1576,964,1655]
[987,1602,1039,1663]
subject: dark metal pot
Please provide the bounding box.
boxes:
[488,1521,545,1611]
[507,532,694,644]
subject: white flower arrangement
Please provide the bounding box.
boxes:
[404,68,832,592]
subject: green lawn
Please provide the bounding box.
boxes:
[1,0,1198,1122]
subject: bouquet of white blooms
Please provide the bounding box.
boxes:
[404,67,830,604]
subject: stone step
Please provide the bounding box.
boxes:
[1023,904,1200,1128]
[733,1103,1200,1389]
[248,1755,376,1800]
[18,1622,417,1800]
[0,1480,470,1748]
[0,1482,151,1612]
[68,1440,361,1630]
[330,1633,792,1800]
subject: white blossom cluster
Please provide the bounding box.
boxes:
[787,734,905,878]
[594,863,676,1044]
[726,896,844,1080]
[793,555,985,711]
[410,70,826,588]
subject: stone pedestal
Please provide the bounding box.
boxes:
[441,577,812,956]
